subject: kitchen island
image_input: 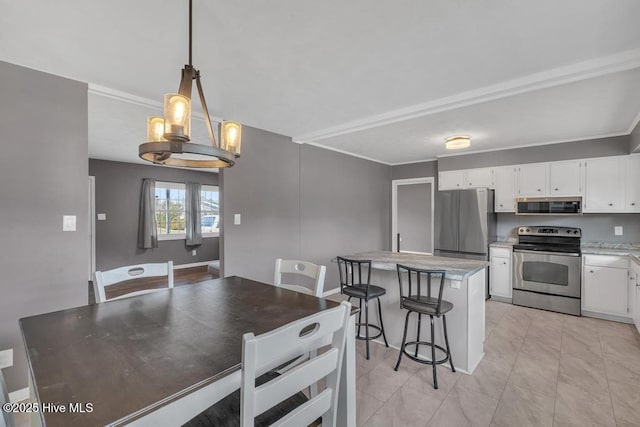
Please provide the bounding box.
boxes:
[339,251,488,374]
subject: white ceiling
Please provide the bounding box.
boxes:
[2,0,640,165]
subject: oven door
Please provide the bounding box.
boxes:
[513,250,581,298]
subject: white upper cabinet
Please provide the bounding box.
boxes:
[549,160,582,196]
[494,166,517,212]
[438,170,463,190]
[464,168,494,189]
[584,157,625,212]
[517,163,548,197]
[625,156,640,212]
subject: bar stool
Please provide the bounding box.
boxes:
[337,257,389,360]
[394,264,455,389]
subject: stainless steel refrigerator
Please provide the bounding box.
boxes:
[434,188,497,298]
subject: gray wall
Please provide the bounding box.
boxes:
[0,61,89,391]
[89,159,220,271]
[391,160,437,180]
[631,121,640,153]
[497,213,640,243]
[221,127,391,291]
[438,135,630,171]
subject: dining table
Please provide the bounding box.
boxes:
[19,276,357,426]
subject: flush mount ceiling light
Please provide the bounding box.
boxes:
[139,0,242,168]
[445,135,471,150]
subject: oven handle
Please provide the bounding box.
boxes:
[513,249,581,257]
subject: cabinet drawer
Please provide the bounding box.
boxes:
[490,247,512,259]
[583,255,628,269]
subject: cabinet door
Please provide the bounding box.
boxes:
[464,168,494,189]
[549,160,582,196]
[517,163,548,197]
[584,158,624,212]
[635,263,640,331]
[583,266,628,316]
[494,166,517,212]
[625,156,640,212]
[490,257,512,298]
[439,171,463,190]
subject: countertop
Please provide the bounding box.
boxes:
[338,251,488,281]
[490,242,515,249]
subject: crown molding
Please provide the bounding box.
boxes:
[298,141,393,165]
[627,108,640,134]
[88,84,222,123]
[294,48,640,144]
[434,132,629,159]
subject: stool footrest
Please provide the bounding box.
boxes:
[355,323,384,341]
[401,340,450,365]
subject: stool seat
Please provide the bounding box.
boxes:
[402,296,454,316]
[341,283,386,300]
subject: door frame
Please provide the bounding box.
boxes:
[391,177,435,254]
[89,176,96,281]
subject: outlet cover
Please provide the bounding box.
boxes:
[192,249,197,256]
[0,348,13,369]
[234,214,241,225]
[615,226,623,236]
[97,213,107,220]
[63,215,76,231]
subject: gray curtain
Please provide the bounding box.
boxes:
[185,182,203,246]
[138,178,158,249]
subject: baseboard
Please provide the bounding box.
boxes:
[9,387,29,403]
[581,310,634,324]
[490,296,512,304]
[322,288,341,297]
[174,260,218,270]
[370,338,471,375]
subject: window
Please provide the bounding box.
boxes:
[155,182,219,240]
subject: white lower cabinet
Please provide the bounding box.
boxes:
[632,261,640,331]
[582,255,629,317]
[490,247,512,299]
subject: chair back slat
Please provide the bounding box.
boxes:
[93,261,174,303]
[274,259,326,298]
[254,348,338,415]
[272,388,332,427]
[240,301,351,427]
[397,264,446,315]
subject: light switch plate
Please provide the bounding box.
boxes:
[192,249,197,256]
[97,213,106,221]
[450,281,461,289]
[0,348,13,369]
[63,215,76,231]
[234,214,241,225]
[615,226,623,236]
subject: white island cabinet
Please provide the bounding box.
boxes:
[339,251,488,374]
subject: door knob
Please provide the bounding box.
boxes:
[632,203,636,206]
[589,270,594,273]
[608,203,613,206]
[554,188,559,191]
[537,189,541,192]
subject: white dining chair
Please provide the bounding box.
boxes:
[93,261,174,303]
[1,366,14,427]
[274,259,327,298]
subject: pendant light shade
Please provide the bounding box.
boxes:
[139,0,241,169]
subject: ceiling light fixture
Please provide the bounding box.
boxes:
[139,0,242,168]
[445,135,471,150]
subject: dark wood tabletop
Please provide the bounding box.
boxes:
[20,276,340,426]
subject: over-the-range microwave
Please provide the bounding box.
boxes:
[515,197,582,215]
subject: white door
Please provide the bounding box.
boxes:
[549,160,582,196]
[392,178,434,254]
[517,164,548,197]
[583,266,628,316]
[494,166,517,212]
[464,168,494,189]
[438,171,463,190]
[584,158,624,212]
[625,156,640,212]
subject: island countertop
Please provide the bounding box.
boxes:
[338,251,488,281]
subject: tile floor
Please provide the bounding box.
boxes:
[354,300,640,427]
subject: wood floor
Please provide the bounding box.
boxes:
[88,265,218,304]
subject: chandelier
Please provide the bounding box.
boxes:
[139,0,241,168]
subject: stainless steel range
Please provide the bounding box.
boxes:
[512,226,582,316]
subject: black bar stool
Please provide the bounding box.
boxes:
[394,264,455,389]
[337,257,389,360]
